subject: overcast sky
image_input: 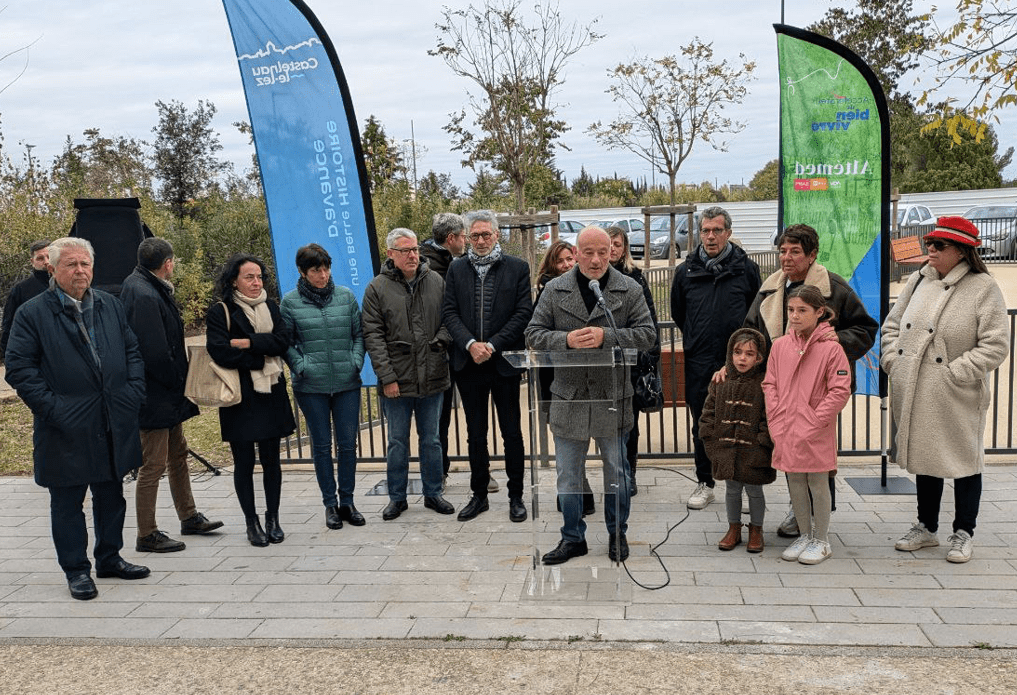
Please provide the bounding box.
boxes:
[2,1,1014,193]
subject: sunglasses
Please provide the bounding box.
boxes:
[925,239,953,251]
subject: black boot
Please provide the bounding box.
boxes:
[264,511,284,544]
[246,517,269,547]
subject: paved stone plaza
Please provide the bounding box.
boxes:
[2,461,1017,649]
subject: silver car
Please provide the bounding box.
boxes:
[965,205,1017,259]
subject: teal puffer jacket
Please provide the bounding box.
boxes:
[280,285,365,394]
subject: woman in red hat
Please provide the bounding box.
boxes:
[881,216,1009,563]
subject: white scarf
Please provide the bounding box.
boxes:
[232,289,283,394]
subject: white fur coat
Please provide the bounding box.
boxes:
[880,262,1009,478]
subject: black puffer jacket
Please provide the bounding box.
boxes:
[670,245,762,411]
[1,268,50,360]
[119,266,200,430]
[699,328,774,485]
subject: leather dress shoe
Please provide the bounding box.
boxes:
[136,530,185,553]
[325,505,343,529]
[382,500,408,520]
[424,496,455,514]
[95,558,151,580]
[338,504,366,526]
[541,539,589,565]
[608,533,630,562]
[509,497,527,523]
[67,573,98,600]
[457,495,489,522]
[180,512,224,535]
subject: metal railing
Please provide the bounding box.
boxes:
[278,309,1017,464]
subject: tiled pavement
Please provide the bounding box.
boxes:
[2,462,1017,649]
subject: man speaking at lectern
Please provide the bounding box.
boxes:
[525,227,656,565]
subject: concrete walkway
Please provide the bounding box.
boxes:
[2,461,1017,692]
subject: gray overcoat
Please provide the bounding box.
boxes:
[525,266,656,440]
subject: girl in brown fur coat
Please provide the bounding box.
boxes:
[699,328,774,553]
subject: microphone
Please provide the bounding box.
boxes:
[589,279,606,306]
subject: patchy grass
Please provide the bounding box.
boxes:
[0,397,234,476]
[0,397,35,476]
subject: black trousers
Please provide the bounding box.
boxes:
[687,399,714,487]
[917,473,981,536]
[229,438,283,520]
[455,363,525,499]
[439,382,455,476]
[49,479,126,578]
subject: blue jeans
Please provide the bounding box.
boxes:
[295,390,360,507]
[553,432,630,543]
[383,393,443,501]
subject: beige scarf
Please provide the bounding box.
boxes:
[232,289,283,394]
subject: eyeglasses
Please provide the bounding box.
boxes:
[925,239,952,251]
[469,232,493,242]
[700,227,728,238]
[389,246,422,256]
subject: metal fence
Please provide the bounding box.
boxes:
[279,309,1017,464]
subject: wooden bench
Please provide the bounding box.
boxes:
[890,235,927,265]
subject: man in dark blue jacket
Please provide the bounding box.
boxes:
[0,239,50,362]
[120,238,223,554]
[670,207,761,510]
[443,210,533,523]
[5,237,150,600]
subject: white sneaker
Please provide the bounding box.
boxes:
[487,476,499,493]
[781,535,812,562]
[687,482,715,509]
[895,522,939,551]
[798,538,832,565]
[946,530,973,563]
[777,507,800,538]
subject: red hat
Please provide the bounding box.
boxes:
[924,216,981,247]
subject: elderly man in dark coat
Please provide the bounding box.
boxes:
[119,237,223,554]
[670,206,761,511]
[525,227,657,565]
[5,237,150,601]
[443,210,533,523]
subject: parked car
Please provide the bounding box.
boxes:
[646,215,693,259]
[896,204,936,234]
[964,205,1017,259]
[538,220,585,247]
[596,218,648,257]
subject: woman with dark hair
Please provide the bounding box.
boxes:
[206,253,295,547]
[281,243,365,530]
[536,240,575,291]
[882,216,1008,563]
[605,226,660,496]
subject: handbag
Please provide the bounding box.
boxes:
[633,352,664,413]
[184,302,242,407]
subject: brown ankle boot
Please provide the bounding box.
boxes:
[746,523,764,553]
[718,522,742,550]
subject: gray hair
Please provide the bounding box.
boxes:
[137,237,174,271]
[699,206,732,231]
[463,210,498,233]
[432,212,465,245]
[386,228,417,249]
[48,237,95,267]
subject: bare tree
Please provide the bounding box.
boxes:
[588,39,755,205]
[920,0,1017,143]
[430,0,600,213]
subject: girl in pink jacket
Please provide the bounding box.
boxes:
[762,285,851,565]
